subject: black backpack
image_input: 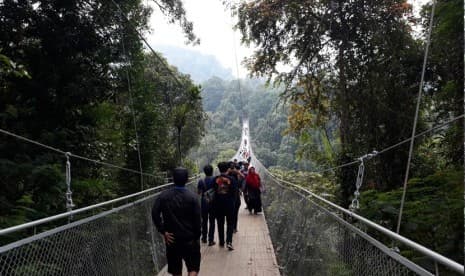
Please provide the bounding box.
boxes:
[201,178,215,204]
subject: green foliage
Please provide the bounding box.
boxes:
[270,167,337,198]
[190,77,304,170]
[359,169,463,265]
[0,162,64,231]
[0,0,204,242]
[0,50,30,79]
[421,0,464,165]
[72,179,117,207]
[213,149,237,166]
[232,0,462,267]
[234,0,427,197]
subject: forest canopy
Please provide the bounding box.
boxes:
[231,0,463,266]
[0,0,204,241]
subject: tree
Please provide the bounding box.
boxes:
[421,0,464,165]
[170,82,203,165]
[0,50,30,79]
[234,0,423,205]
[0,0,204,239]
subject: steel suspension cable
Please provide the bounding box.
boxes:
[231,17,245,120]
[377,114,464,155]
[396,0,437,235]
[307,113,463,174]
[0,128,160,177]
[243,112,464,180]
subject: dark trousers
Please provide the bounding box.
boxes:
[248,187,262,213]
[201,209,215,242]
[166,240,201,274]
[233,197,241,230]
[216,208,234,244]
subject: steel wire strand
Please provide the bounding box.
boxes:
[397,0,437,234]
[0,128,159,177]
[298,113,464,175]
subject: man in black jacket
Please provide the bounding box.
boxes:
[152,167,201,276]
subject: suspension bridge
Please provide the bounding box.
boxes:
[0,0,464,275]
[0,119,463,275]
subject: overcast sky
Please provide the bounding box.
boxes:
[147,0,252,78]
[147,0,429,78]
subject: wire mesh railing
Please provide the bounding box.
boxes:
[0,178,198,275]
[254,160,463,276]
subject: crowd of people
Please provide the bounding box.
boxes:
[151,160,263,276]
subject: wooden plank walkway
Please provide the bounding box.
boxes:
[158,199,281,276]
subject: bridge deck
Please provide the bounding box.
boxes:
[158,199,280,275]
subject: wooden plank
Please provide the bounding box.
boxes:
[157,198,280,275]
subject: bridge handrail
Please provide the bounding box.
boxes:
[264,170,464,274]
[0,175,200,236]
[286,185,434,276]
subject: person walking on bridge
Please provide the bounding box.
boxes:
[228,162,244,233]
[213,161,238,251]
[245,166,262,214]
[152,167,201,276]
[197,164,216,246]
[240,162,250,210]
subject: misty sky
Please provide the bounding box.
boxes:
[147,0,252,78]
[147,0,429,78]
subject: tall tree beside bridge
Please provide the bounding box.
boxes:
[0,0,204,238]
[234,0,443,202]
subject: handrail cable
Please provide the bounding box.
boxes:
[0,128,161,178]
[271,181,434,276]
[258,165,463,274]
[396,0,436,235]
[2,107,455,195]
[0,175,200,236]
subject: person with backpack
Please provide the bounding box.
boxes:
[152,167,201,276]
[245,166,262,214]
[228,162,244,233]
[197,164,216,246]
[213,161,238,251]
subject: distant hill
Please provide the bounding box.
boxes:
[154,45,233,83]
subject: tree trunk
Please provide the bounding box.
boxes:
[337,9,353,209]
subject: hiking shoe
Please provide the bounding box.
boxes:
[208,241,216,246]
[227,243,234,251]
